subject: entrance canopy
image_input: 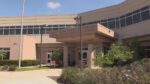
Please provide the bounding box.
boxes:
[49,23,117,68]
[49,23,116,44]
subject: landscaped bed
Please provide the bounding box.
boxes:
[58,58,150,84]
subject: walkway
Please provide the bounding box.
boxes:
[0,69,62,84]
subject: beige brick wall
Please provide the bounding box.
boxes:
[0,14,77,26]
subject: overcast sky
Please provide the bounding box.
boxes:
[0,0,125,17]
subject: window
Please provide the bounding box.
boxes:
[115,18,120,28]
[120,17,126,27]
[83,52,87,59]
[48,25,52,27]
[40,28,46,34]
[108,20,116,29]
[0,29,3,35]
[10,26,15,28]
[28,28,33,34]
[59,25,65,28]
[141,10,150,21]
[53,28,58,31]
[59,28,65,30]
[42,28,46,34]
[16,29,21,35]
[9,29,15,35]
[101,22,108,27]
[16,26,21,28]
[34,25,39,28]
[53,25,58,27]
[126,15,133,26]
[101,19,108,27]
[45,28,52,34]
[133,13,141,23]
[4,28,9,35]
[23,29,27,34]
[34,28,39,34]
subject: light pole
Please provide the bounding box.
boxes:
[40,24,46,67]
[74,16,83,68]
[19,0,25,68]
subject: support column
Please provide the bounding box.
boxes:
[88,44,95,68]
[63,46,68,67]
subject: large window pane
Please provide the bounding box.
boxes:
[45,28,52,34]
[0,29,3,35]
[108,20,116,29]
[9,29,15,35]
[53,28,58,31]
[23,29,27,34]
[28,28,33,34]
[40,28,46,34]
[141,10,150,21]
[101,20,108,27]
[101,22,108,27]
[115,18,120,28]
[133,13,141,23]
[120,17,126,27]
[53,25,58,27]
[16,29,21,35]
[4,28,9,35]
[34,28,39,34]
[126,16,133,26]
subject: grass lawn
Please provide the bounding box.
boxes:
[16,66,53,71]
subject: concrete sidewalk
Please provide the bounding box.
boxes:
[0,69,62,84]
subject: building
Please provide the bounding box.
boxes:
[0,0,149,68]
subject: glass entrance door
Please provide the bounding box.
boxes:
[78,48,88,67]
[47,52,52,63]
[82,50,88,66]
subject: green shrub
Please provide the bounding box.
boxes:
[0,60,40,66]
[0,65,17,71]
[103,44,133,65]
[0,50,6,61]
[52,51,63,67]
[59,58,150,84]
[0,65,9,71]
[59,68,81,84]
[8,65,17,71]
[93,52,103,66]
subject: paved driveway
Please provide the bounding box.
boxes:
[0,69,62,84]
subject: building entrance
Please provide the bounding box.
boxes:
[46,52,53,63]
[78,48,88,67]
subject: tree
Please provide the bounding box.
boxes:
[0,50,6,61]
[103,44,133,65]
[52,51,62,61]
[52,51,63,66]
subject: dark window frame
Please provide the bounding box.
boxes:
[141,10,150,21]
[126,15,133,26]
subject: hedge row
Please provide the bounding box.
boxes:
[0,65,17,71]
[59,58,150,84]
[0,60,40,66]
